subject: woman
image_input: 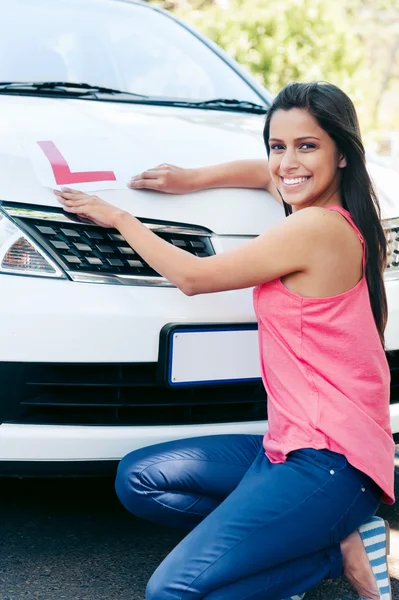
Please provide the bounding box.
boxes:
[55,82,395,600]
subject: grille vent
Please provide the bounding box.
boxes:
[0,363,267,426]
[17,216,214,279]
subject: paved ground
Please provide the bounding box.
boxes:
[0,470,398,600]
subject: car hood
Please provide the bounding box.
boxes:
[0,95,397,236]
[0,95,285,235]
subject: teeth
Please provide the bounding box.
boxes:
[283,177,309,185]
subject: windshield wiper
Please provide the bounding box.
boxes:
[154,98,268,114]
[0,81,148,99]
[0,84,266,112]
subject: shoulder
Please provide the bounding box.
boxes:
[289,206,337,222]
[286,206,363,266]
[280,207,355,256]
[284,206,344,237]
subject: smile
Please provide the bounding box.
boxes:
[282,177,310,186]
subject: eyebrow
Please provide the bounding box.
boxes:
[269,136,320,142]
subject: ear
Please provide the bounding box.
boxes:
[338,154,347,168]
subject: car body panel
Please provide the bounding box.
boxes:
[0,269,256,363]
[1,400,399,463]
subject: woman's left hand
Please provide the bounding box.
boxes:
[54,188,126,228]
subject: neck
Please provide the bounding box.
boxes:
[292,188,343,213]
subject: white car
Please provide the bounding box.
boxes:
[0,0,398,475]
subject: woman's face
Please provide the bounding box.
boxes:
[268,108,346,211]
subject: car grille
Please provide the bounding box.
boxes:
[1,352,399,427]
[4,205,214,282]
[0,363,267,426]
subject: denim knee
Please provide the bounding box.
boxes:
[146,570,164,600]
[146,563,180,600]
[115,451,146,516]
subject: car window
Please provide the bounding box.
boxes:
[0,0,263,103]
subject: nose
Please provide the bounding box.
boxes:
[279,148,300,174]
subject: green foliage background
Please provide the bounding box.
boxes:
[149,0,399,137]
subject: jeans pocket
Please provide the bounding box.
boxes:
[296,448,348,473]
[329,482,381,545]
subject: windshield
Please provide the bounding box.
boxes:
[0,0,264,104]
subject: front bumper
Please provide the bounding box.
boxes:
[0,273,266,430]
[0,272,255,363]
[1,400,399,465]
[0,420,268,463]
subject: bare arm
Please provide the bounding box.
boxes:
[128,159,282,203]
[55,188,328,296]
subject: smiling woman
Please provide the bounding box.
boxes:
[268,112,347,206]
[262,82,387,345]
[56,82,395,600]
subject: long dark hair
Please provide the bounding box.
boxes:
[263,82,387,346]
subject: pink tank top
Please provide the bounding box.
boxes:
[253,206,395,504]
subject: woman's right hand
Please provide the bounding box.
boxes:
[128,164,196,194]
[127,159,278,201]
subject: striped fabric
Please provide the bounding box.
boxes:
[359,517,391,600]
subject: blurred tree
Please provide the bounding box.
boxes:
[344,0,399,128]
[148,0,399,131]
[154,0,368,119]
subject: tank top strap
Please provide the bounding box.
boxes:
[327,205,366,268]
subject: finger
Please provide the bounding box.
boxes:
[130,171,153,181]
[61,199,89,208]
[61,205,80,213]
[140,164,168,175]
[56,193,89,207]
[128,178,147,188]
[61,187,84,194]
[56,191,92,201]
[54,189,75,198]
[142,170,166,179]
[129,178,162,190]
[130,170,168,186]
[128,177,152,188]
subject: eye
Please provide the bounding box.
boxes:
[299,143,316,150]
[270,144,285,151]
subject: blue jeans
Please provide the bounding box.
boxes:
[115,434,381,600]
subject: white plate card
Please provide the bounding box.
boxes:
[169,327,261,386]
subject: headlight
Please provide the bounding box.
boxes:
[383,217,399,281]
[0,211,65,278]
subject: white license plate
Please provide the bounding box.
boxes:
[167,326,261,387]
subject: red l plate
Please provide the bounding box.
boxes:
[37,140,117,185]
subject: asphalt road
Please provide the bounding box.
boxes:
[0,468,398,600]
